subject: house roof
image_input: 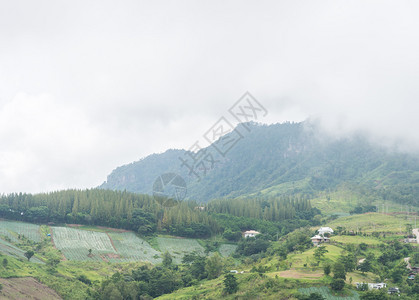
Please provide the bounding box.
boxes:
[244,230,260,234]
[311,235,329,240]
[319,227,334,232]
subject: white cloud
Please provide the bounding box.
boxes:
[0,0,419,193]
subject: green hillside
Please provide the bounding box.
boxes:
[100,122,419,206]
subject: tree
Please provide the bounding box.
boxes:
[314,246,328,261]
[2,258,8,268]
[358,260,371,274]
[205,253,223,279]
[47,257,60,269]
[323,262,331,276]
[360,289,389,300]
[222,229,241,242]
[88,249,92,256]
[183,253,207,280]
[148,267,182,297]
[24,250,34,261]
[236,237,270,256]
[77,274,92,285]
[223,274,238,294]
[162,251,173,268]
[330,278,345,291]
[339,253,356,272]
[333,262,346,280]
[390,265,404,283]
[359,243,368,251]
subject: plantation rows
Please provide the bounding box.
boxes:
[107,232,161,264]
[51,227,237,263]
[0,220,237,263]
[219,244,237,257]
[52,227,117,261]
[156,237,206,264]
[0,220,41,243]
[299,287,360,300]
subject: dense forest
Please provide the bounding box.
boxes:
[0,189,319,239]
[101,122,419,206]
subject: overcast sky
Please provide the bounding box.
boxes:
[1,0,419,193]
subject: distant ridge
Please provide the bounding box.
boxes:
[100,122,419,205]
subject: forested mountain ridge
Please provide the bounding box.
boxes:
[100,122,419,205]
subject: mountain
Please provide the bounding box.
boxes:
[99,122,419,204]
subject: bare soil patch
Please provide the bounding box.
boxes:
[100,253,121,262]
[276,269,323,279]
[0,277,62,299]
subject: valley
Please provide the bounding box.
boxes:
[0,123,418,299]
[0,205,418,299]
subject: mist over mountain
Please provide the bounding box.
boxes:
[100,122,419,204]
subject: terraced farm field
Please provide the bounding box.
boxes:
[156,237,205,263]
[0,220,41,242]
[0,221,236,264]
[0,237,43,263]
[107,232,161,263]
[52,227,117,261]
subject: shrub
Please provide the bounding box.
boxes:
[330,278,345,291]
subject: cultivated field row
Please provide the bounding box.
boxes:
[0,220,41,243]
[0,220,236,263]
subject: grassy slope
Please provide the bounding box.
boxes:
[157,273,303,300]
[159,211,416,299]
[0,221,242,299]
[0,250,149,299]
[1,210,417,299]
[331,235,381,245]
[0,222,156,299]
[326,212,414,234]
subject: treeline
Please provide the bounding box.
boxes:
[211,197,320,241]
[207,196,313,222]
[0,189,216,238]
[0,189,320,239]
[349,205,377,215]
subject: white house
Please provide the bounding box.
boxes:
[369,283,386,290]
[244,230,260,238]
[404,238,417,243]
[356,282,387,290]
[318,227,334,236]
[311,235,330,246]
[388,287,400,295]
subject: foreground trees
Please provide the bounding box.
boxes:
[97,252,230,299]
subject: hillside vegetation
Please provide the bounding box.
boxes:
[100,122,419,206]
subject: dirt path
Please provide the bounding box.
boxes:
[271,269,323,279]
[106,232,118,251]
